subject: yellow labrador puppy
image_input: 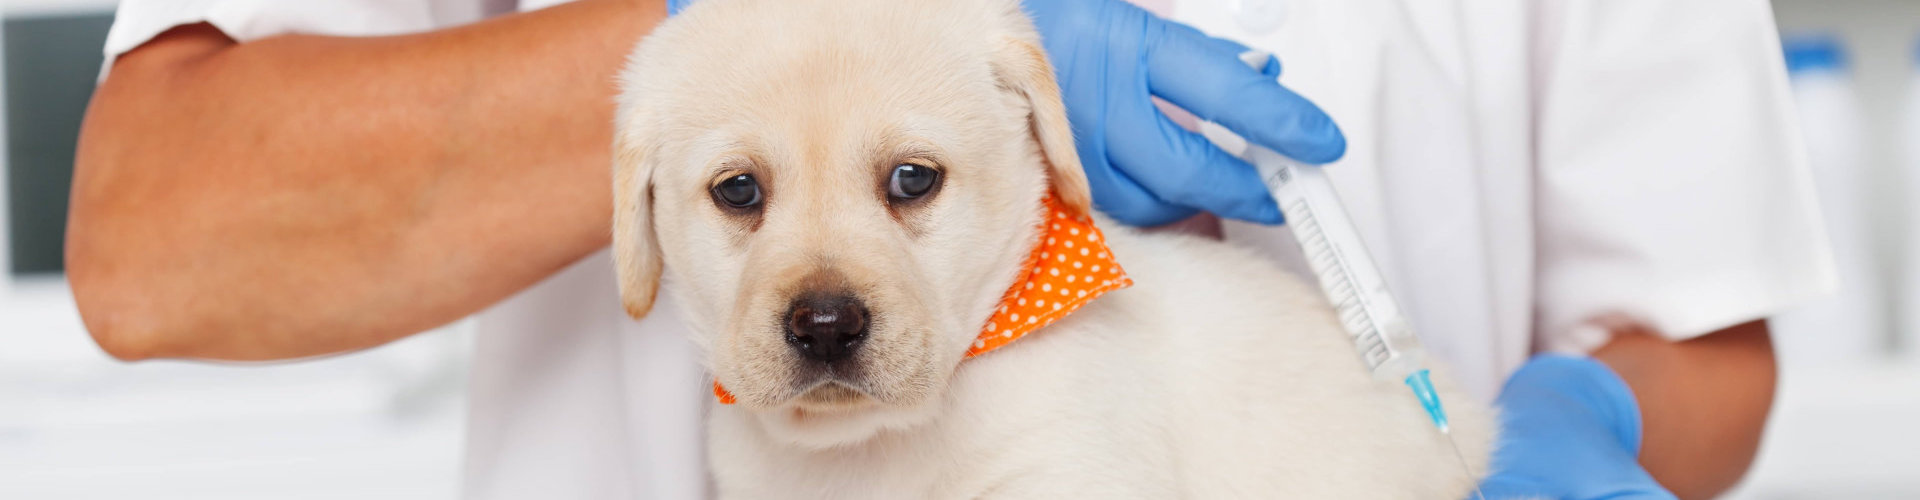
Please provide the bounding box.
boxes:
[612,0,1493,497]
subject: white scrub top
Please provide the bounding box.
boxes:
[101,0,1833,498]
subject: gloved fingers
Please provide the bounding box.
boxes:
[1473,478,1552,500]
[1500,355,1647,456]
[1479,354,1678,500]
[1105,96,1284,225]
[1190,31,1282,77]
[1250,51,1282,78]
[1142,20,1345,164]
[1081,156,1201,227]
[1611,491,1682,500]
[1480,472,1677,500]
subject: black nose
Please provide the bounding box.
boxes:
[785,293,869,363]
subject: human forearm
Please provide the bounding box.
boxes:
[69,0,663,360]
[1594,320,1776,499]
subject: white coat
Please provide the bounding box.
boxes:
[102,0,1833,498]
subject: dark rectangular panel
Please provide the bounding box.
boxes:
[6,13,115,275]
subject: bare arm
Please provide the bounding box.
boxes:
[1594,320,1776,500]
[68,0,664,361]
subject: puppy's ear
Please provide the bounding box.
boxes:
[613,131,664,319]
[992,37,1093,216]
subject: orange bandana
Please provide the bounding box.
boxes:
[966,194,1134,356]
[713,194,1132,404]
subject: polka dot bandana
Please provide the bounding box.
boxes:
[712,193,1131,404]
[966,194,1132,357]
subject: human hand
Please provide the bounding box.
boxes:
[1023,0,1344,226]
[1478,355,1678,500]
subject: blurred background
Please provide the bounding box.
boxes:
[1,0,1917,498]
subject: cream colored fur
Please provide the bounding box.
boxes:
[612,0,1494,497]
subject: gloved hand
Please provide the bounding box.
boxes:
[1024,0,1345,226]
[1478,355,1678,500]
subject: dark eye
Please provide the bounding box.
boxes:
[712,174,763,209]
[887,164,940,199]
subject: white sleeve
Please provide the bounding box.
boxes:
[101,0,495,78]
[1531,0,1837,353]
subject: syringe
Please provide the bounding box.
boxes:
[1199,51,1484,499]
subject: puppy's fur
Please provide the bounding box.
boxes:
[612,0,1494,497]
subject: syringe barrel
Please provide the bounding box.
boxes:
[1211,50,1462,446]
[1243,145,1429,382]
[1368,320,1428,382]
[1194,51,1435,384]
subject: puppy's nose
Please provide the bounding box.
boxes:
[785,294,868,363]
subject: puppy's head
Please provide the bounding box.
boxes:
[612,0,1087,447]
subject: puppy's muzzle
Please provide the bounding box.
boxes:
[785,292,869,363]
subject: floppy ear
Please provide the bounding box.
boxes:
[612,130,663,319]
[992,37,1093,216]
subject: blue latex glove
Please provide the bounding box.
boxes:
[1479,355,1678,500]
[1025,0,1346,226]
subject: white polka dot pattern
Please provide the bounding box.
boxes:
[966,194,1132,358]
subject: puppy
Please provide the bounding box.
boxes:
[611,0,1494,497]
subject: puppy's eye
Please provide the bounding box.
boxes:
[887,164,940,199]
[712,174,763,209]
